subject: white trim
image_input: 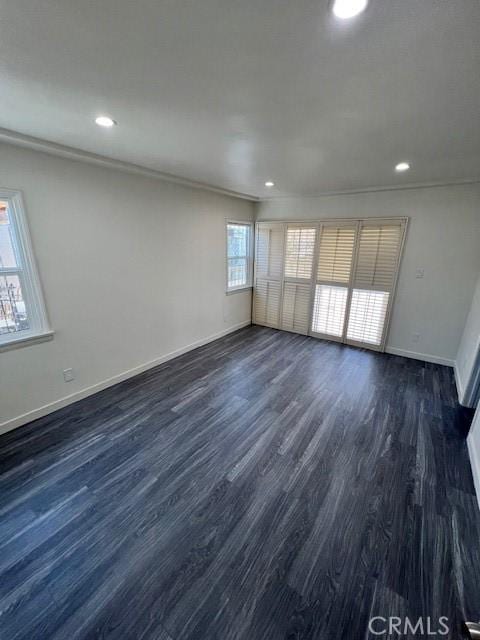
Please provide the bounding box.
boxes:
[467,433,480,513]
[385,346,454,367]
[258,215,410,225]
[0,127,258,202]
[3,128,478,204]
[0,329,54,352]
[0,320,252,436]
[454,363,466,404]
[226,286,252,296]
[261,177,480,200]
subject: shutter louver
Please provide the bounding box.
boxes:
[346,289,390,346]
[281,283,311,334]
[254,279,282,327]
[317,226,356,284]
[284,226,316,280]
[256,224,284,280]
[353,224,402,291]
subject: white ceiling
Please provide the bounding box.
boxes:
[1,0,479,199]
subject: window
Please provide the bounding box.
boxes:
[226,221,252,292]
[0,190,51,348]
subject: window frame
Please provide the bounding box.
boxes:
[225,220,254,294]
[0,188,52,350]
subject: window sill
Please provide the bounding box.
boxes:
[226,286,253,296]
[0,330,54,353]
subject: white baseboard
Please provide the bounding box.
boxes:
[467,433,480,513]
[385,346,454,367]
[454,363,466,405]
[0,320,252,437]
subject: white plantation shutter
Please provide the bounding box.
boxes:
[281,225,317,335]
[254,223,285,328]
[281,282,311,334]
[254,279,282,327]
[284,226,316,280]
[253,218,406,351]
[317,226,356,284]
[347,221,406,349]
[312,284,349,338]
[353,223,403,290]
[256,224,284,280]
[346,289,390,346]
[311,224,356,340]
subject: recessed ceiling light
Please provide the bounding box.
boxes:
[95,116,117,128]
[332,0,368,19]
[265,181,275,187]
[395,162,410,172]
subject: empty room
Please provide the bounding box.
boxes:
[1,1,480,639]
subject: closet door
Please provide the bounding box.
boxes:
[253,223,285,328]
[346,220,406,350]
[281,224,317,334]
[310,223,357,342]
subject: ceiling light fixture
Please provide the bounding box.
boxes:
[332,0,368,19]
[395,162,410,172]
[95,116,117,128]
[265,181,275,187]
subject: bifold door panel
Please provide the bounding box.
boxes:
[311,223,357,342]
[253,223,284,328]
[253,218,407,351]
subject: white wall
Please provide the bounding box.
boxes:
[257,184,480,365]
[456,273,480,405]
[0,143,254,432]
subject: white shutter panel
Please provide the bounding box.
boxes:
[280,225,316,335]
[317,226,356,284]
[256,224,284,279]
[254,279,282,327]
[284,226,316,280]
[253,223,285,328]
[353,223,403,291]
[281,283,311,334]
[347,221,406,349]
[311,223,356,340]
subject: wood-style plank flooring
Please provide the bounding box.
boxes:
[0,326,479,639]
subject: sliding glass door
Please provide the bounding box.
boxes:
[253,218,407,352]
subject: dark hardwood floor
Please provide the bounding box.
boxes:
[1,325,479,639]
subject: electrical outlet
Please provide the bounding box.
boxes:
[415,268,425,279]
[63,368,75,383]
[412,333,420,343]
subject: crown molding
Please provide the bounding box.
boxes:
[260,177,480,200]
[0,127,259,202]
[1,127,478,202]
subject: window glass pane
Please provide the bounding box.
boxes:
[0,201,18,268]
[228,224,248,258]
[311,284,348,337]
[347,289,389,346]
[0,274,29,335]
[228,257,247,288]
